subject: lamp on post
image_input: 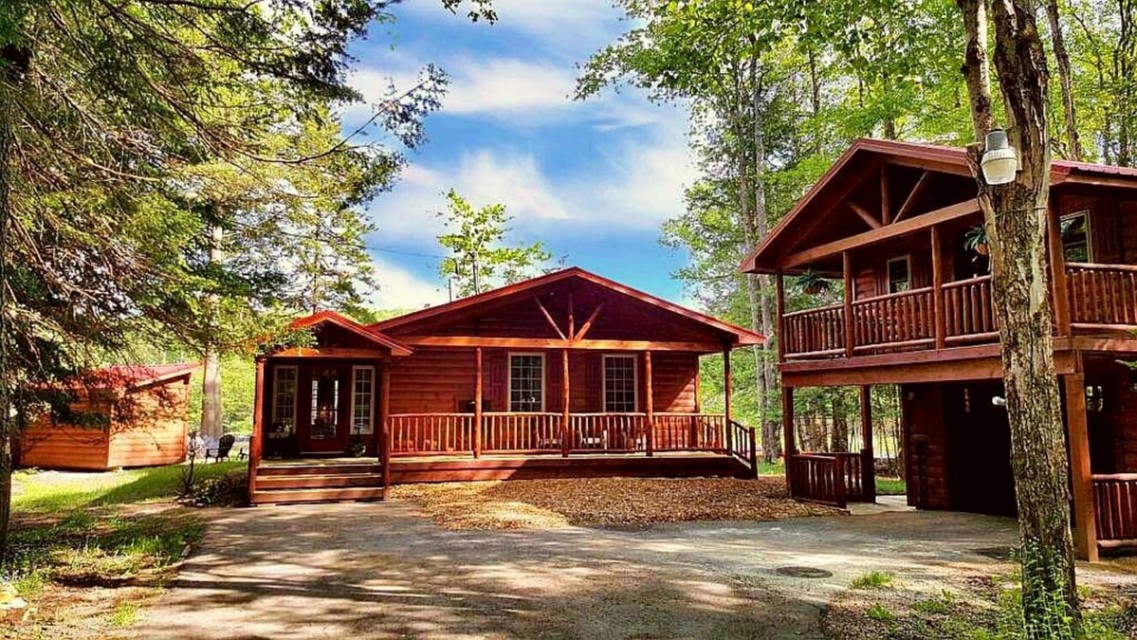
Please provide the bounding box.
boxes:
[981,128,1019,185]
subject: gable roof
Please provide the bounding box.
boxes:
[290,310,413,356]
[372,267,765,347]
[741,138,1137,274]
[51,363,200,393]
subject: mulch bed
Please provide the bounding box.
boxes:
[391,476,841,530]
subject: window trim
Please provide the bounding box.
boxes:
[350,365,375,435]
[270,365,299,432]
[602,353,639,413]
[886,255,912,294]
[1060,210,1093,263]
[507,352,546,413]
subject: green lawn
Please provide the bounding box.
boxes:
[6,462,246,635]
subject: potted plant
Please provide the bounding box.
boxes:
[795,270,831,295]
[964,224,989,256]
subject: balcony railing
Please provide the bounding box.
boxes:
[782,264,1137,360]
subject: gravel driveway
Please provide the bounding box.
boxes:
[134,501,1018,640]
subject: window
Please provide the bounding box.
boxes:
[309,368,340,440]
[351,366,375,435]
[887,256,911,294]
[1061,211,1091,262]
[509,353,545,412]
[271,366,298,434]
[603,355,638,412]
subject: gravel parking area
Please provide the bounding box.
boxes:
[132,498,1024,639]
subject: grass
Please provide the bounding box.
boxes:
[866,603,896,623]
[850,571,894,590]
[4,462,242,635]
[875,476,907,495]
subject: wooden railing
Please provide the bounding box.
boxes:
[654,413,726,451]
[727,419,759,477]
[389,413,476,455]
[482,412,561,453]
[1067,263,1137,328]
[943,275,997,342]
[1092,473,1137,547]
[782,304,845,358]
[569,413,648,452]
[850,287,935,351]
[788,450,873,508]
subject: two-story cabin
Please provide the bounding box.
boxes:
[247,267,765,505]
[743,138,1137,561]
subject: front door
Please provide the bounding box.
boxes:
[301,366,350,453]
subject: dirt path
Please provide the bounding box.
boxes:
[133,502,1019,640]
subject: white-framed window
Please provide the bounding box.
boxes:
[887,256,911,294]
[271,365,298,434]
[351,366,375,435]
[603,354,638,413]
[508,353,545,412]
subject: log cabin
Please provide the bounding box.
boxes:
[248,267,766,505]
[742,137,1137,561]
[19,363,196,471]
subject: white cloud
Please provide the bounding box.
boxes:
[403,0,621,54]
[369,256,448,311]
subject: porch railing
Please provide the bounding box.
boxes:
[483,412,562,453]
[655,413,727,451]
[569,413,649,452]
[943,275,997,342]
[389,413,476,455]
[850,286,935,352]
[787,449,874,508]
[782,304,845,358]
[1092,473,1137,548]
[1067,263,1137,328]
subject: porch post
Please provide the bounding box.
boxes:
[843,251,854,357]
[723,347,733,453]
[1063,373,1099,561]
[691,358,701,449]
[782,385,795,497]
[1047,204,1072,336]
[931,226,946,350]
[561,349,571,457]
[859,385,877,503]
[474,348,483,459]
[775,271,786,363]
[380,365,392,500]
[644,351,654,457]
[248,357,265,505]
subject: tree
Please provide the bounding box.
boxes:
[0,0,490,563]
[959,0,1082,636]
[436,190,551,298]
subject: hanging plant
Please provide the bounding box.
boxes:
[964,224,989,256]
[795,270,831,295]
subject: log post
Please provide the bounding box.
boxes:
[782,385,795,497]
[843,252,855,357]
[859,385,877,504]
[1047,204,1072,336]
[248,358,266,504]
[562,349,570,458]
[834,452,847,509]
[474,348,483,459]
[775,271,786,363]
[931,226,946,350]
[380,365,391,500]
[1063,373,1099,561]
[723,347,733,454]
[691,362,701,449]
[644,351,654,457]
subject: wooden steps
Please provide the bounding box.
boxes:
[389,454,748,484]
[251,462,385,505]
[251,486,386,505]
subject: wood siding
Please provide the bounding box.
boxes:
[901,383,950,510]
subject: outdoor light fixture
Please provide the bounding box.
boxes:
[981,129,1019,185]
[992,395,1007,407]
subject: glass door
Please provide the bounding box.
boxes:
[302,366,349,453]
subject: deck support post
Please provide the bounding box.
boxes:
[859,385,876,504]
[723,347,733,453]
[380,365,391,500]
[644,351,654,457]
[842,252,854,357]
[248,358,265,504]
[474,348,483,459]
[782,385,795,496]
[1063,373,1099,561]
[691,362,701,449]
[1047,204,1072,336]
[931,226,946,350]
[561,349,570,457]
[775,271,786,363]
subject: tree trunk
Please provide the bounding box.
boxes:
[961,0,1082,635]
[1046,0,1082,159]
[958,0,995,141]
[200,224,224,440]
[831,391,849,453]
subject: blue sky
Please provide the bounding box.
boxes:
[343,1,698,310]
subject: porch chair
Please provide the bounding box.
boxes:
[206,434,236,463]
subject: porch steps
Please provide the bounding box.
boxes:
[252,462,385,505]
[388,454,748,484]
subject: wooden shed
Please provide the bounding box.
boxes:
[19,363,198,471]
